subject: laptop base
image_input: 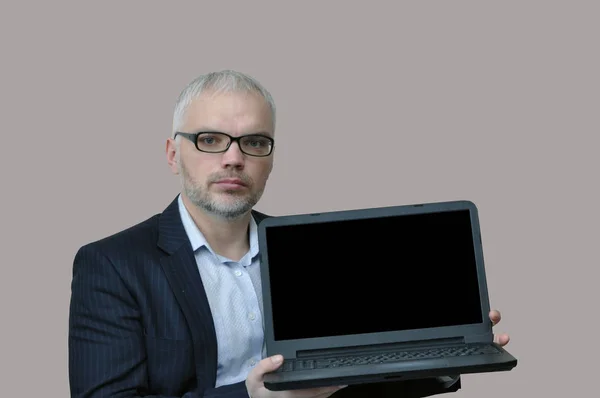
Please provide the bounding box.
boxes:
[264,343,517,391]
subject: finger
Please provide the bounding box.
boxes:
[312,386,348,398]
[489,309,501,326]
[291,385,347,398]
[493,333,510,346]
[260,355,284,375]
[245,355,284,392]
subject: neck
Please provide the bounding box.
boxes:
[181,194,252,261]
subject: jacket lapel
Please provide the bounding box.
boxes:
[157,196,219,388]
[156,195,272,389]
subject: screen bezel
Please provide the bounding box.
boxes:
[257,200,493,359]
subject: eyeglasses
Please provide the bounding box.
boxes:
[173,131,275,157]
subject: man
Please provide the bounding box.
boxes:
[68,70,510,397]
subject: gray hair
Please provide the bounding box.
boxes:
[171,70,276,138]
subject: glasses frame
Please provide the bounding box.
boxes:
[173,131,275,157]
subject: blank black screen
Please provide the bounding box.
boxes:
[264,209,483,341]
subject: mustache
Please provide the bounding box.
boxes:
[208,172,253,185]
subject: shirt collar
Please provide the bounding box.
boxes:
[177,194,259,265]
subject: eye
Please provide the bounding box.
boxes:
[199,134,223,145]
[243,137,270,147]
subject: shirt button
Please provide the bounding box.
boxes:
[248,312,256,321]
[250,359,257,366]
[234,270,242,277]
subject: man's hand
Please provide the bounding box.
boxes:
[489,309,510,346]
[245,355,347,398]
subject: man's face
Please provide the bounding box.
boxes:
[167,90,274,220]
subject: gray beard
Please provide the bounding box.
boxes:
[180,161,262,220]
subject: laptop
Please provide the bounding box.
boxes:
[256,199,518,391]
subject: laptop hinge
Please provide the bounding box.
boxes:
[464,332,494,344]
[296,337,466,359]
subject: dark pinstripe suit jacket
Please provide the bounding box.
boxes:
[68,196,461,397]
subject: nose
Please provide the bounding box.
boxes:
[220,141,245,169]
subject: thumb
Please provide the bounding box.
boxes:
[246,355,284,394]
[256,355,284,375]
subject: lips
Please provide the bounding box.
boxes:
[214,178,246,187]
[214,178,247,191]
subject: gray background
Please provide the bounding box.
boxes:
[1,1,598,396]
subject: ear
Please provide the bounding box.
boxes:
[166,138,179,175]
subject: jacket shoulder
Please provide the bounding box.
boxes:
[76,213,161,257]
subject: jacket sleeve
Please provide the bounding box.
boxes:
[68,244,252,398]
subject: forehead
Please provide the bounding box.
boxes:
[182,90,274,135]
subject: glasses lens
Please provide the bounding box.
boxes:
[196,132,273,156]
[196,132,230,152]
[240,135,273,156]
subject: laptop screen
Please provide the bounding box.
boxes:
[263,209,484,341]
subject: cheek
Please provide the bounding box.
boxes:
[257,161,273,182]
[246,162,272,186]
[182,158,209,184]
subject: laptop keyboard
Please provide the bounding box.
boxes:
[278,344,500,372]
